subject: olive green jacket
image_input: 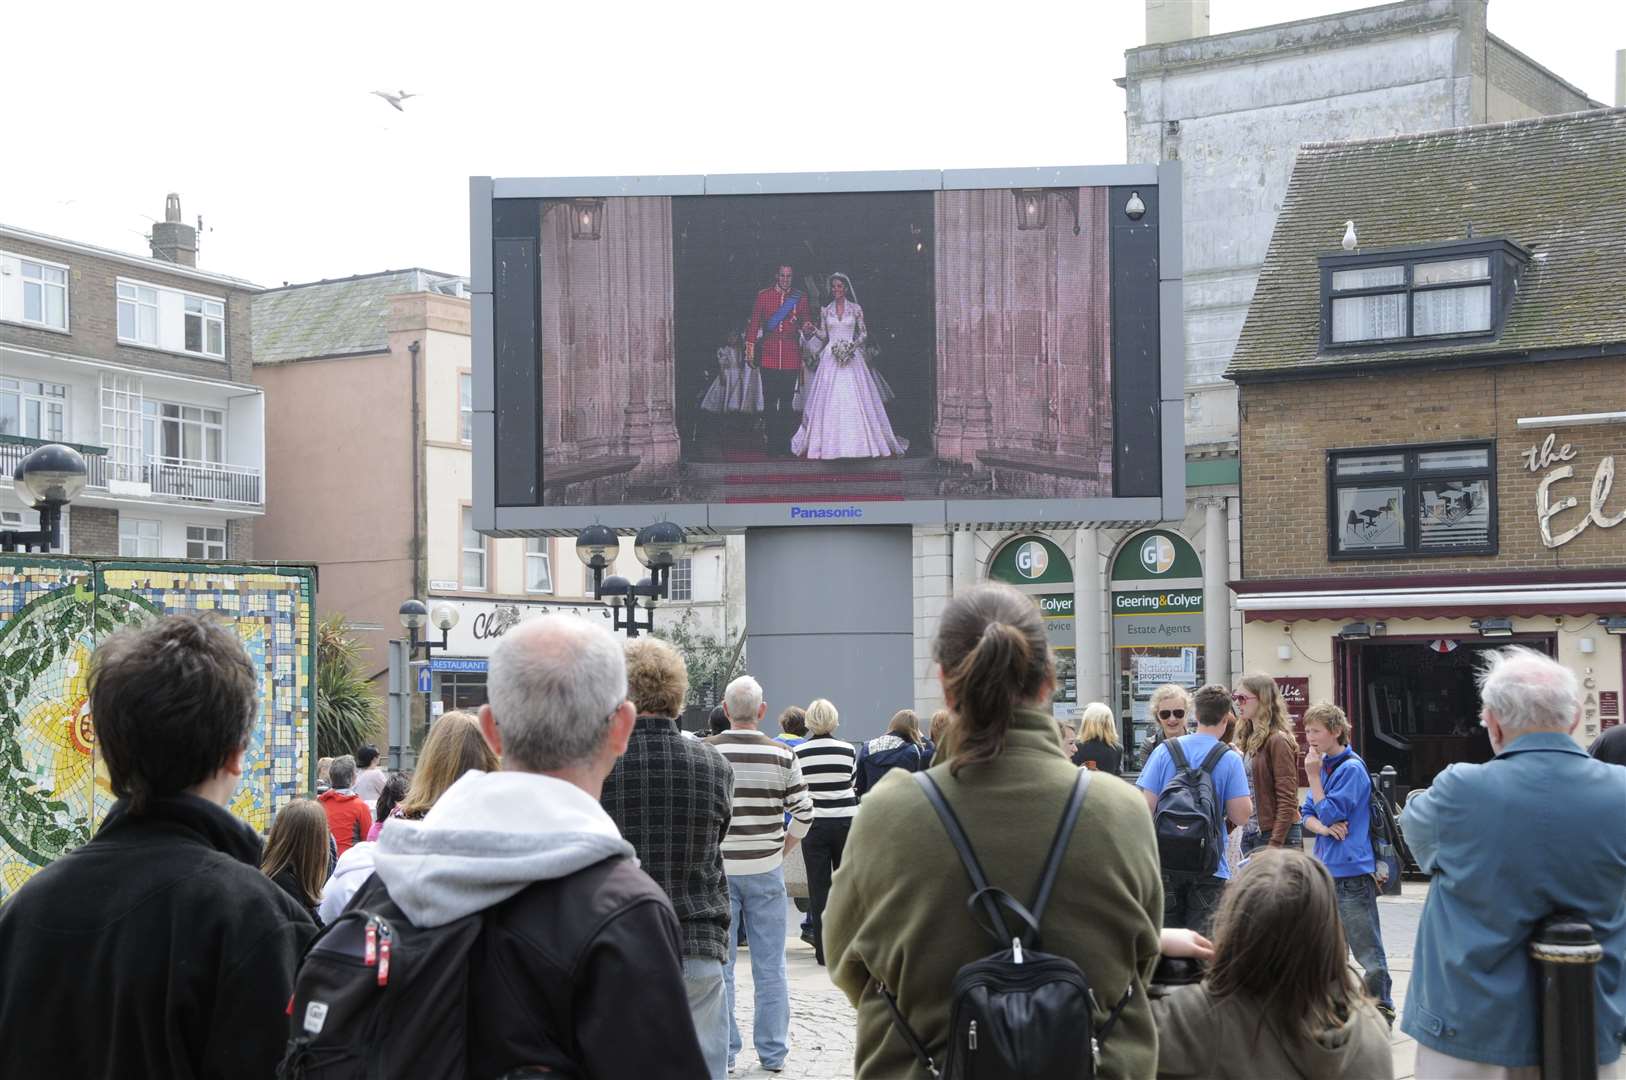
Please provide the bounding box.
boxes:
[825,708,1164,1079]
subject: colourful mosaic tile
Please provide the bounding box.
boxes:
[0,560,315,903]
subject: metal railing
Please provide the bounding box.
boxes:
[147,457,262,506]
[0,435,110,487]
[0,437,261,507]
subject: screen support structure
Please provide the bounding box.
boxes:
[743,525,915,743]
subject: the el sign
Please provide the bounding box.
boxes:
[1523,433,1625,548]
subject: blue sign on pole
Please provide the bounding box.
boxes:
[416,666,433,693]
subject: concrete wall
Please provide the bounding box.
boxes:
[253,347,414,674]
[1121,0,1599,451]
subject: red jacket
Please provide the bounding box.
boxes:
[746,286,812,372]
[319,790,373,856]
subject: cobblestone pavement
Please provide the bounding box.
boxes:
[727,882,1432,1078]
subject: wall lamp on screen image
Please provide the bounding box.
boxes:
[1603,616,1626,636]
[1012,188,1083,235]
[1338,622,1372,641]
[1471,617,1515,638]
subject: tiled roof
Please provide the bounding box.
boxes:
[252,269,464,364]
[1228,108,1626,380]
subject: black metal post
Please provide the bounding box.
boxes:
[1530,913,1601,1080]
[0,504,63,553]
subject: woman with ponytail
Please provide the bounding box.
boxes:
[822,583,1164,1078]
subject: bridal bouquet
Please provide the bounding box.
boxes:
[831,341,857,367]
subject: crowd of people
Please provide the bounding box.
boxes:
[0,586,1622,1079]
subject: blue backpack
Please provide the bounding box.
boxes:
[1152,739,1230,877]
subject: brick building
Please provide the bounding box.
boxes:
[1228,110,1626,791]
[0,196,264,557]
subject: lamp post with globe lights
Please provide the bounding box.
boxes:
[388,598,461,767]
[2,444,88,553]
[575,521,688,638]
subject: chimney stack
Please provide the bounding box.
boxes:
[150,193,198,266]
[1146,0,1210,45]
[1616,49,1624,109]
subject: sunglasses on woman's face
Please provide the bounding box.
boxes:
[1158,709,1186,721]
[1233,693,1255,704]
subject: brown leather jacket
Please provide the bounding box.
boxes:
[1252,730,1302,846]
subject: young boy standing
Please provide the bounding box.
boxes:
[1301,702,1395,1025]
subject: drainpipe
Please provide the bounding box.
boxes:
[408,339,423,600]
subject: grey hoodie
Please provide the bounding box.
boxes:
[371,770,634,928]
[1153,982,1394,1079]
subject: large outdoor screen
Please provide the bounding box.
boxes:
[476,169,1182,530]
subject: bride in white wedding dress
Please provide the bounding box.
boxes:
[790,273,909,460]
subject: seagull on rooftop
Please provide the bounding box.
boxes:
[1342,221,1358,251]
[371,89,417,112]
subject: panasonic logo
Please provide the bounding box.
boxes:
[790,506,864,520]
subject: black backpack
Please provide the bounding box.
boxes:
[877,769,1133,1079]
[276,876,486,1079]
[1152,738,1231,877]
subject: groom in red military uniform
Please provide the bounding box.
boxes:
[745,264,814,457]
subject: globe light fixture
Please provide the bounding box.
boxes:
[398,599,429,631]
[1,444,88,553]
[430,602,461,633]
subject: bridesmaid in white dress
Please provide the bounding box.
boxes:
[791,273,909,460]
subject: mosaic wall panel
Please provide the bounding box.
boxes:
[0,558,315,902]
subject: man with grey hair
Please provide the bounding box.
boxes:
[707,674,814,1074]
[355,615,706,1076]
[1401,646,1626,1078]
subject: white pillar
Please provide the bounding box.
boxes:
[951,529,977,594]
[1204,498,1231,688]
[1075,527,1105,705]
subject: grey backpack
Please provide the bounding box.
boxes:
[1152,739,1230,877]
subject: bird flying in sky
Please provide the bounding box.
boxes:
[371,90,416,112]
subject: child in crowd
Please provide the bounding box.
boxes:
[1153,847,1393,1078]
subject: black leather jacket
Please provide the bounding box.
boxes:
[359,855,708,1078]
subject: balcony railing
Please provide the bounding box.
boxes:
[147,457,262,506]
[0,436,261,507]
[0,434,110,487]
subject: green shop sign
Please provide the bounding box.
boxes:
[1110,529,1202,583]
[989,534,1073,586]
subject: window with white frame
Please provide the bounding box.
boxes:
[184,295,226,357]
[1321,241,1520,348]
[459,373,473,443]
[0,378,68,441]
[667,557,692,601]
[186,524,226,559]
[525,538,552,593]
[461,509,487,590]
[20,260,68,329]
[116,278,227,358]
[117,282,159,345]
[144,400,224,464]
[119,517,161,557]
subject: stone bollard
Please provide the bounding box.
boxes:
[1529,913,1602,1080]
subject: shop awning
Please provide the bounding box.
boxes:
[1230,570,1626,623]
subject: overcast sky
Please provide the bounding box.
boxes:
[5,0,1620,286]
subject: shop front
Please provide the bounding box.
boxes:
[1236,576,1626,796]
[1110,529,1206,768]
[422,596,614,716]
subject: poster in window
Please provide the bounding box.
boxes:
[1336,485,1406,553]
[1419,479,1490,549]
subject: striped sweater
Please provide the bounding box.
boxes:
[706,729,814,876]
[793,736,859,818]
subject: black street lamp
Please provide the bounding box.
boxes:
[575,522,688,638]
[2,444,88,553]
[399,598,460,658]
